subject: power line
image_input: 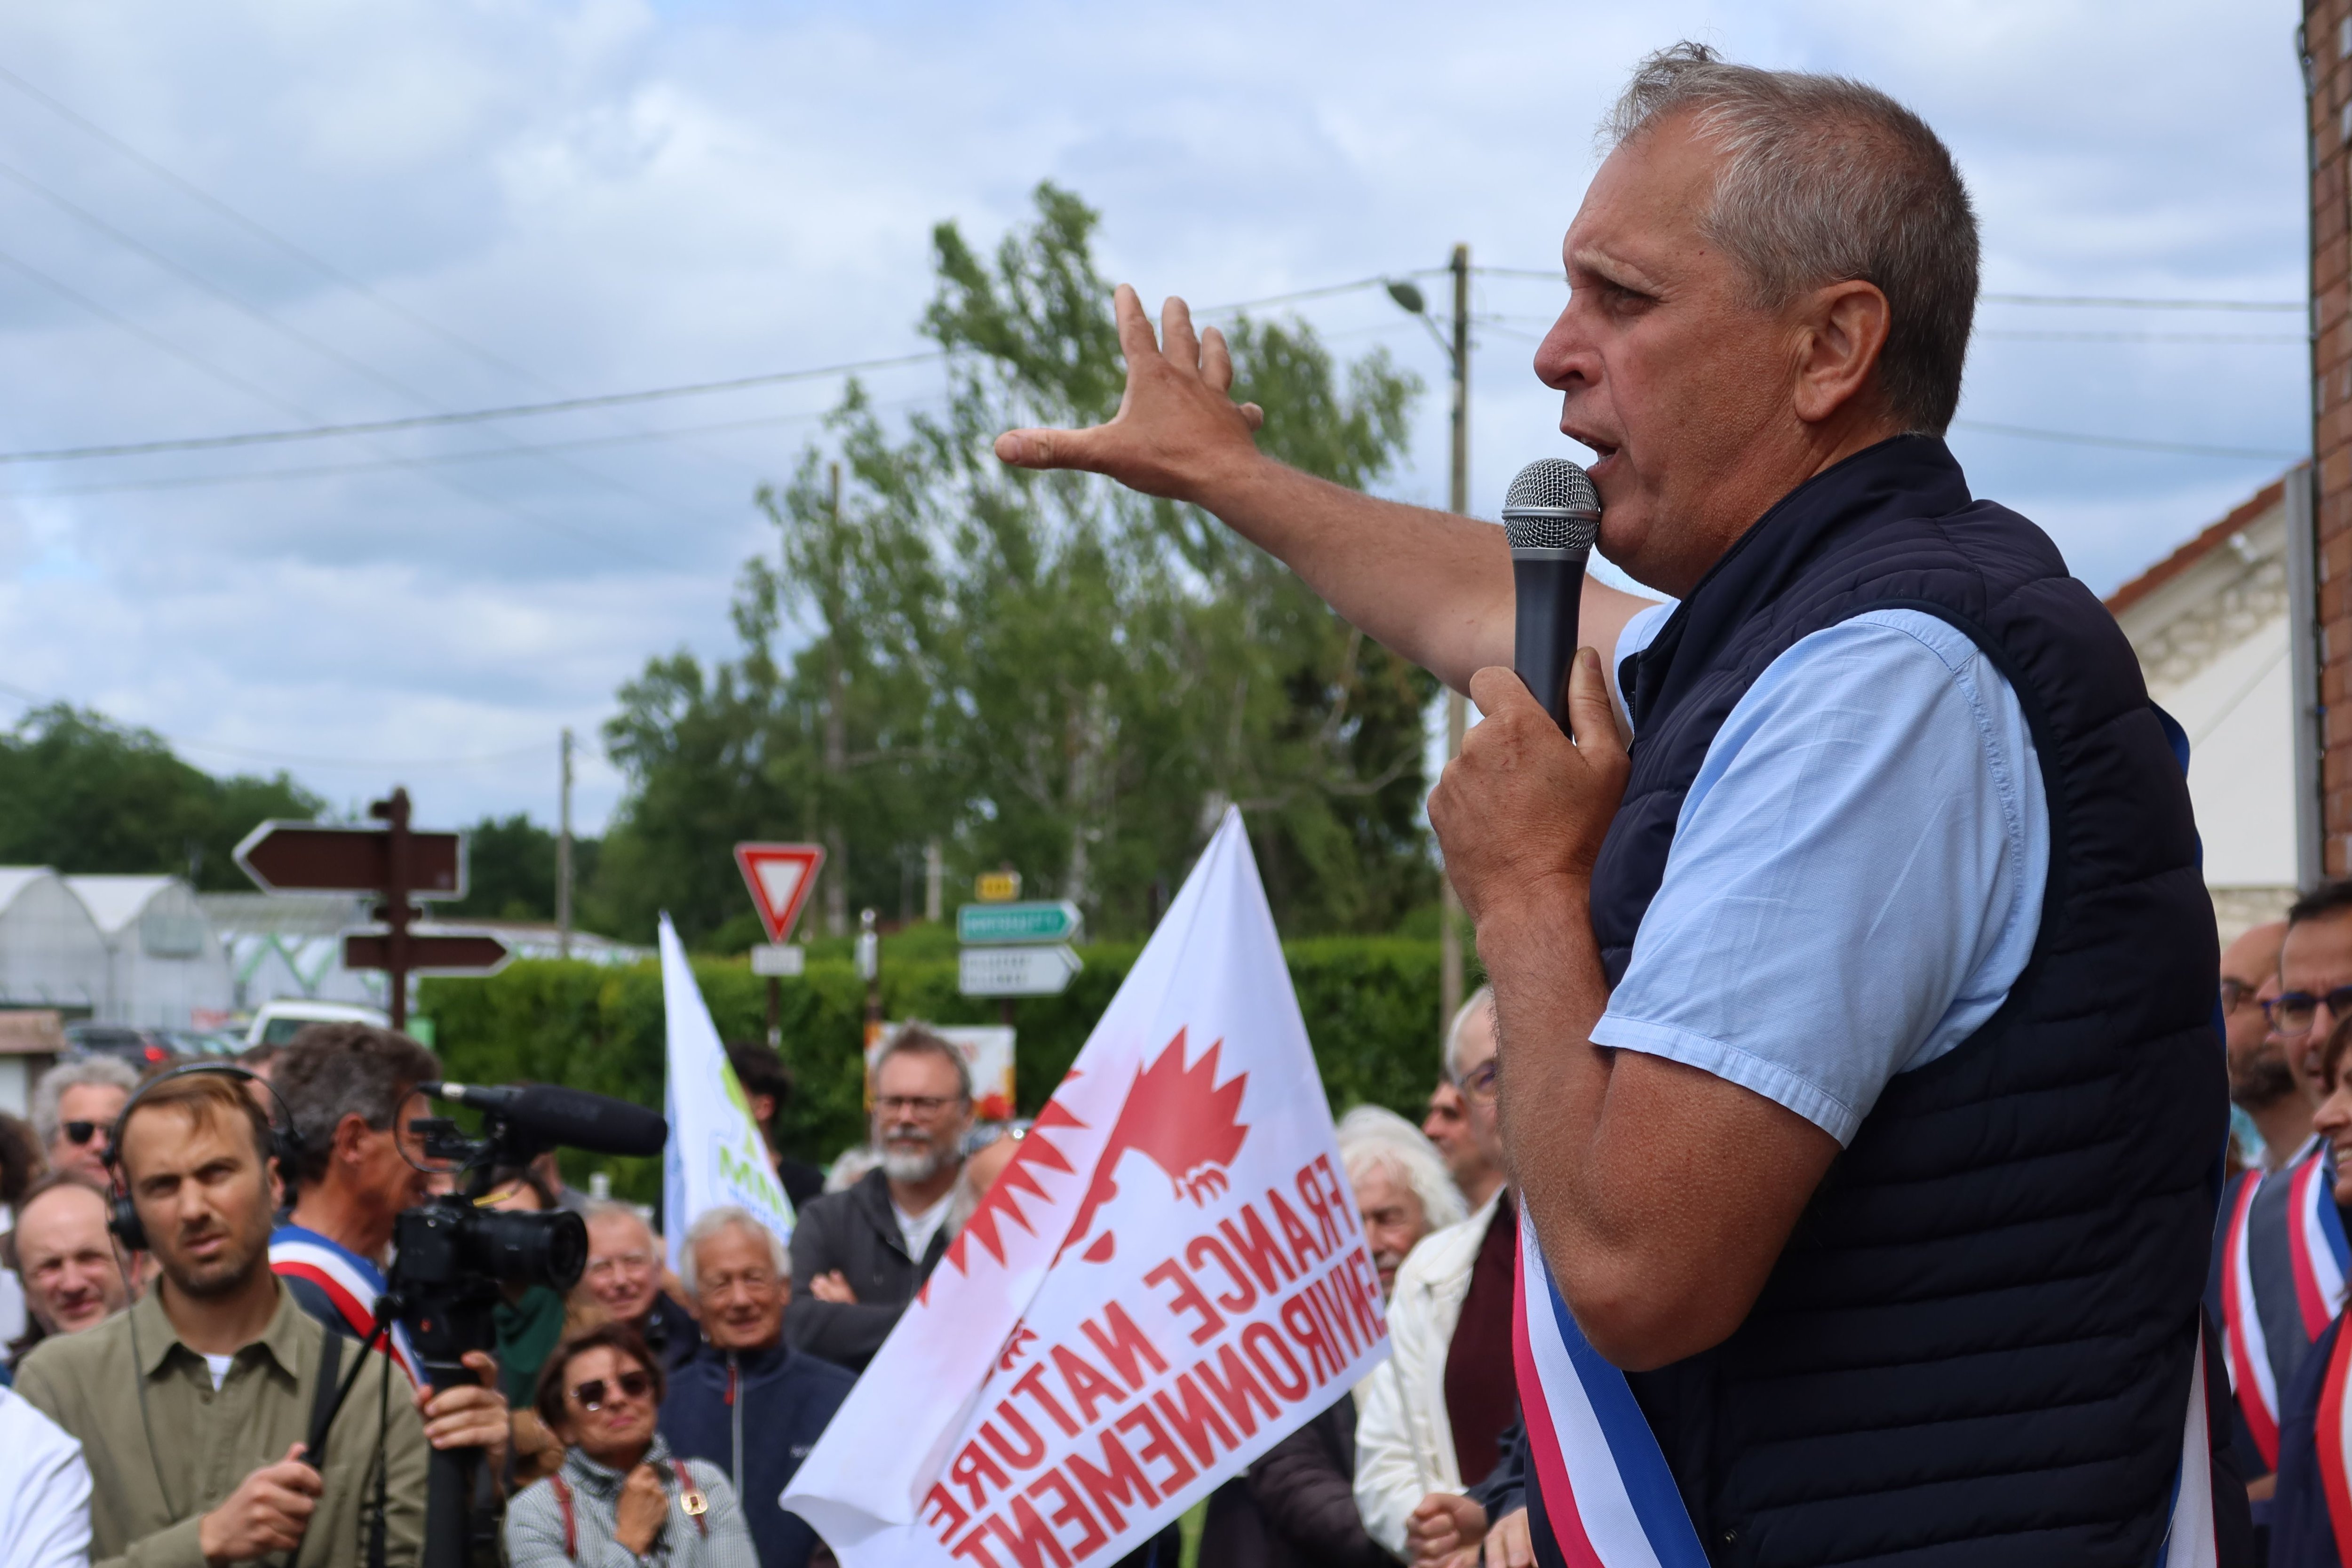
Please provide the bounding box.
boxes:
[1975,329,2304,344]
[1949,419,2302,462]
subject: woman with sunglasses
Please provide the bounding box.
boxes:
[508,1322,756,1567]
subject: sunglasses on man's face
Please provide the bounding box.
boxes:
[60,1121,101,1147]
[570,1371,653,1412]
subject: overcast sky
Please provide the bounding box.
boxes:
[0,0,2310,836]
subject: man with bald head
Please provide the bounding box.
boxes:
[9,1176,134,1340]
[1001,39,2225,1567]
[2224,921,2304,1170]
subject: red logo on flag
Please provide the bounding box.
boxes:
[734,843,825,944]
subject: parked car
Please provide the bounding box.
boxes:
[244,998,389,1050]
[64,1022,179,1070]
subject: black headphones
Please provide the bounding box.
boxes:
[103,1062,306,1253]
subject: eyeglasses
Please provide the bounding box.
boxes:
[2265,986,2352,1037]
[59,1120,103,1147]
[583,1251,655,1279]
[1455,1059,1499,1103]
[570,1371,653,1411]
[876,1095,962,1117]
[2220,979,2262,1015]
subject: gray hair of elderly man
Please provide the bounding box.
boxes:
[30,1055,139,1145]
[1604,41,1978,438]
[1441,984,1496,1086]
[678,1205,791,1296]
[1335,1105,1469,1236]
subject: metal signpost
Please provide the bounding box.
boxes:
[733,843,825,1046]
[956,945,1083,998]
[956,900,1082,946]
[233,787,508,1032]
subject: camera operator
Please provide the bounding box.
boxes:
[15,1067,428,1566]
[270,1024,516,1477]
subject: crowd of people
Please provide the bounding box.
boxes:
[6,874,2344,1568]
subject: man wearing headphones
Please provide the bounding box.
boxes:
[10,1065,428,1566]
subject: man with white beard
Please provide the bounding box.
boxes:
[783,1027,974,1374]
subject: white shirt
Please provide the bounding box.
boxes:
[893,1193,953,1262]
[0,1386,91,1568]
[1595,604,2050,1145]
[201,1352,235,1391]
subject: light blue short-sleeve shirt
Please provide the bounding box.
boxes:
[1590,602,2050,1145]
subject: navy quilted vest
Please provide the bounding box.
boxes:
[1589,435,2224,1567]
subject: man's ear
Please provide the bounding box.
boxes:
[1790,279,1892,426]
[334,1110,376,1164]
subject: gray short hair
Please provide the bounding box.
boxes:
[270,1024,441,1187]
[1336,1106,1468,1236]
[583,1199,655,1247]
[30,1056,137,1146]
[873,1024,972,1102]
[1605,41,1977,435]
[1443,985,1495,1085]
[678,1205,790,1295]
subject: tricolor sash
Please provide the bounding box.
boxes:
[1514,1207,2219,1566]
[2221,1171,2282,1467]
[2288,1150,2352,1340]
[2315,1317,2352,1563]
[269,1226,423,1387]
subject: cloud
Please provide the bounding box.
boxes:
[0,0,2307,832]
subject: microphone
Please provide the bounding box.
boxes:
[424,1081,668,1158]
[1502,458,1602,731]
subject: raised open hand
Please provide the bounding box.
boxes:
[993,284,1264,504]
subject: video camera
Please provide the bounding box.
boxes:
[387,1082,667,1568]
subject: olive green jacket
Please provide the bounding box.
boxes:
[14,1276,426,1568]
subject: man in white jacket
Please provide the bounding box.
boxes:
[1355,988,1516,1556]
[0,1384,91,1568]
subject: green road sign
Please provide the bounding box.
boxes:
[956,899,1083,946]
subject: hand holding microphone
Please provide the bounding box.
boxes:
[1428,457,1626,925]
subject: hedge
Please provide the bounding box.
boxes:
[418,936,1476,1208]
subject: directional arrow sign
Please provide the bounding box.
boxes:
[956,900,1083,946]
[342,929,511,977]
[957,945,1083,998]
[235,820,466,899]
[734,844,825,945]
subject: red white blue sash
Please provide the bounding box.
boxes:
[2220,1171,2281,1467]
[269,1226,423,1387]
[2314,1318,2352,1563]
[1511,1203,1706,1567]
[2288,1150,2351,1339]
[1513,1204,2219,1566]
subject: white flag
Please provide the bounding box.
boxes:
[785,810,1389,1567]
[660,914,795,1272]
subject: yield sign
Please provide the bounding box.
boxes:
[734,843,826,945]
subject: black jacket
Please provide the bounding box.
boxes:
[1200,1398,1397,1568]
[659,1337,856,1568]
[783,1169,948,1372]
[637,1288,702,1373]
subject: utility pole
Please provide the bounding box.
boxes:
[924,838,943,924]
[1439,243,1470,1038]
[822,460,849,938]
[557,728,574,959]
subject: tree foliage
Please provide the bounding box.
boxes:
[595,184,1436,945]
[0,703,323,887]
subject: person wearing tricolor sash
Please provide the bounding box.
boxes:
[2263,1009,2352,1564]
[2214,909,2348,1537]
[996,39,2238,1568]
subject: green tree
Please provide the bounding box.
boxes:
[595,183,1434,944]
[0,703,323,887]
[439,813,601,923]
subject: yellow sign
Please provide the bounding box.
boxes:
[974,870,1022,903]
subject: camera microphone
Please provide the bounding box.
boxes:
[1502,458,1602,732]
[424,1082,668,1158]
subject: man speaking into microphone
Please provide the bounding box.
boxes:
[995,41,2228,1568]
